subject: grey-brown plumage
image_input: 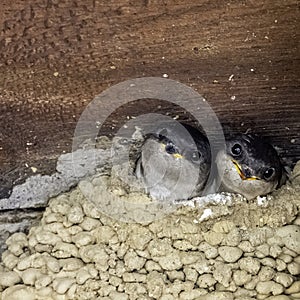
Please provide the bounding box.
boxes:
[216,134,285,199]
[135,123,211,201]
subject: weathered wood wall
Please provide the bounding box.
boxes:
[0,0,299,199]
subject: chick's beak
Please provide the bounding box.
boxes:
[161,143,183,159]
[173,153,183,159]
[231,160,260,181]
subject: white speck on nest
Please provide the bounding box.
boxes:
[132,126,144,140]
[231,95,236,101]
[228,74,234,81]
[162,73,169,78]
[199,208,213,221]
[257,196,267,206]
[202,193,234,205]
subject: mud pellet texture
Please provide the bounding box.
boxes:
[0,162,299,299]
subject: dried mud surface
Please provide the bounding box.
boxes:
[1,0,299,199]
[0,161,299,299]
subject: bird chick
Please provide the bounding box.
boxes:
[135,123,211,201]
[216,134,285,200]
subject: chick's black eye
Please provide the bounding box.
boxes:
[263,168,275,180]
[231,143,242,156]
[165,143,176,154]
